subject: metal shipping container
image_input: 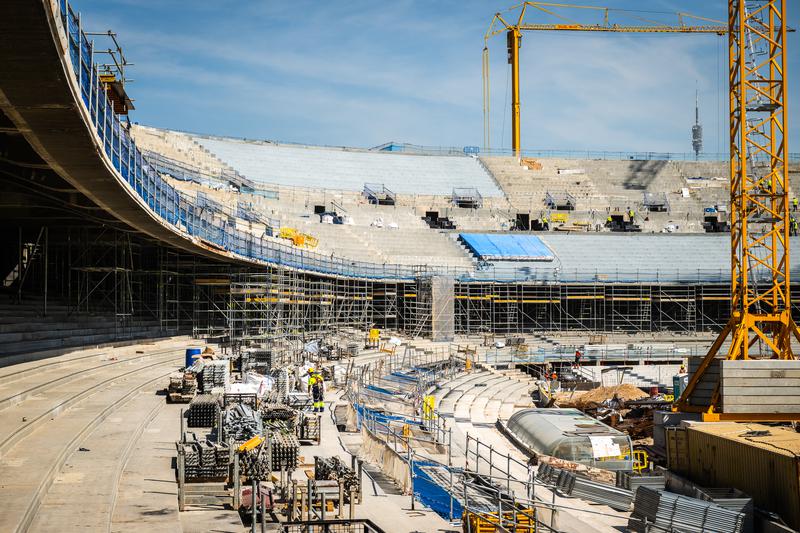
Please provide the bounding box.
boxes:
[684,422,800,530]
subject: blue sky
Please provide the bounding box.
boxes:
[77,0,800,154]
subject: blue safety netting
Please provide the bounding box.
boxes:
[352,403,423,427]
[412,460,463,520]
[364,384,398,396]
[459,233,555,261]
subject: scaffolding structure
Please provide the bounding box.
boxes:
[451,281,797,335]
[9,221,797,345]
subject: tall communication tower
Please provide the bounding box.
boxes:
[691,89,703,160]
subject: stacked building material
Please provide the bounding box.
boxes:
[181,434,229,480]
[314,456,359,500]
[223,403,263,442]
[556,470,633,511]
[187,394,221,428]
[628,487,746,533]
[201,359,230,392]
[240,444,271,480]
[168,371,197,403]
[297,412,320,443]
[261,403,297,422]
[270,368,290,403]
[616,470,666,493]
[696,488,754,533]
[271,431,300,470]
[247,349,272,370]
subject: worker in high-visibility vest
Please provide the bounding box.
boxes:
[628,209,635,223]
[542,216,549,231]
[793,197,798,212]
[791,216,798,237]
[308,368,325,412]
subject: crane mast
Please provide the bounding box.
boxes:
[676,0,798,421]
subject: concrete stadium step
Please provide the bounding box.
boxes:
[0,322,155,344]
[471,378,532,424]
[0,325,171,358]
[442,372,495,416]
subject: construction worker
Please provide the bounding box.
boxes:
[574,349,582,368]
[793,197,798,212]
[542,216,549,231]
[628,209,635,223]
[308,368,325,412]
[551,371,558,382]
[791,216,798,237]
[606,215,613,228]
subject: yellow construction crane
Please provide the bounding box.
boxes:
[676,0,798,421]
[484,1,797,421]
[482,3,727,155]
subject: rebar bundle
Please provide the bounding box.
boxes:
[186,393,221,428]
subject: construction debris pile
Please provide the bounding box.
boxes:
[574,384,649,408]
[561,384,656,440]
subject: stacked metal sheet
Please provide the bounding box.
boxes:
[187,394,221,428]
[697,488,754,533]
[201,359,230,391]
[629,487,746,533]
[271,431,300,470]
[224,403,263,442]
[536,463,564,485]
[314,456,359,501]
[616,471,666,493]
[556,470,633,512]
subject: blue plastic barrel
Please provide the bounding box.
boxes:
[185,348,202,369]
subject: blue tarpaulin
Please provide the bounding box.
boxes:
[459,233,554,261]
[412,460,463,520]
